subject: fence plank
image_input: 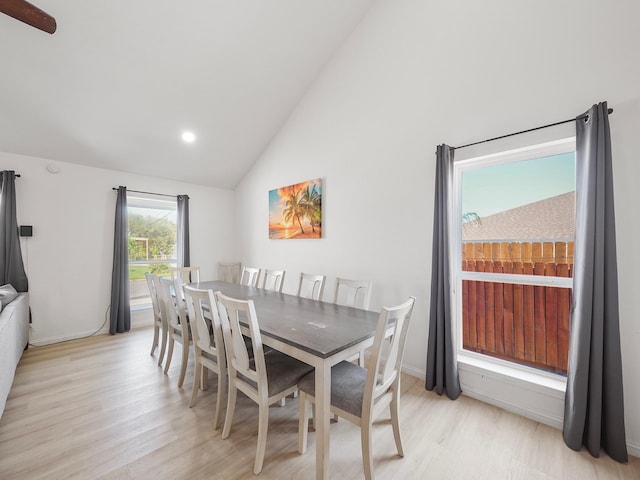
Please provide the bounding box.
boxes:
[492,242,501,261]
[523,263,535,362]
[545,263,559,371]
[555,241,567,264]
[468,261,477,349]
[476,261,486,350]
[485,267,496,353]
[503,262,514,357]
[513,262,525,360]
[534,262,546,365]
[493,262,505,354]
[557,263,571,374]
[500,242,510,262]
[483,243,492,261]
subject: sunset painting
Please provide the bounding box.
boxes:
[269,178,322,239]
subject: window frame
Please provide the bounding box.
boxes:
[451,137,576,386]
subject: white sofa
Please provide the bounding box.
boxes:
[0,292,29,419]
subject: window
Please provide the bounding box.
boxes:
[127,194,177,307]
[453,138,575,377]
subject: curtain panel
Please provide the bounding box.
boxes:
[177,195,190,268]
[563,102,628,462]
[425,144,462,400]
[0,171,28,292]
[109,186,130,334]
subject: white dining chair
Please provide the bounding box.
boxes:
[218,261,242,283]
[334,277,373,310]
[170,265,200,285]
[261,269,286,293]
[215,291,313,475]
[239,266,261,287]
[334,277,373,365]
[145,273,167,365]
[297,297,416,480]
[158,277,191,387]
[183,285,227,429]
[297,273,326,301]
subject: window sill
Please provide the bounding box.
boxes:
[457,350,566,395]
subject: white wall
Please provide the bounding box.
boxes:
[0,152,237,344]
[235,0,640,455]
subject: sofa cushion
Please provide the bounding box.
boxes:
[0,284,19,311]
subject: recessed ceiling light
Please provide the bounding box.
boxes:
[181,131,196,143]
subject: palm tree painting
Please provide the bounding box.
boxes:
[269,178,322,239]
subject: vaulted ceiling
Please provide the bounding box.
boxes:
[0,1,374,188]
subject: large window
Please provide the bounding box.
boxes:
[127,193,177,307]
[453,138,575,377]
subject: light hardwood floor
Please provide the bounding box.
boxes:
[1,326,638,479]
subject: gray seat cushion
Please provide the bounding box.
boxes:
[298,361,366,418]
[239,351,313,397]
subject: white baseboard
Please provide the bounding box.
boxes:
[29,308,153,346]
[627,440,640,459]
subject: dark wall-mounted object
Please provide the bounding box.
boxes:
[19,225,33,237]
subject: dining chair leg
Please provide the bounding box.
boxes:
[213,369,226,430]
[361,421,374,480]
[298,393,310,454]
[158,327,168,366]
[390,392,404,456]
[164,337,175,373]
[177,341,189,387]
[222,384,237,439]
[150,325,159,356]
[201,365,209,391]
[254,403,270,474]
[189,359,202,407]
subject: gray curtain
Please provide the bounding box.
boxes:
[109,186,130,334]
[0,171,28,292]
[177,194,190,268]
[563,102,627,463]
[426,144,461,400]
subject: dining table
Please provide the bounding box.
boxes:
[191,280,381,480]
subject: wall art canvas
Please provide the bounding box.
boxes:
[269,178,322,239]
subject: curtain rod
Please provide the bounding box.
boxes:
[452,107,614,151]
[112,187,177,198]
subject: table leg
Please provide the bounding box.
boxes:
[315,359,331,480]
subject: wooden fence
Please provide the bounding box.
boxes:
[461,241,573,374]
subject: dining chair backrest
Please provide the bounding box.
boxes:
[158,277,189,337]
[240,267,261,288]
[171,265,200,285]
[145,272,168,364]
[333,277,373,310]
[183,286,225,365]
[218,261,242,283]
[297,273,326,301]
[145,273,162,323]
[365,297,415,411]
[215,292,267,394]
[261,269,286,293]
